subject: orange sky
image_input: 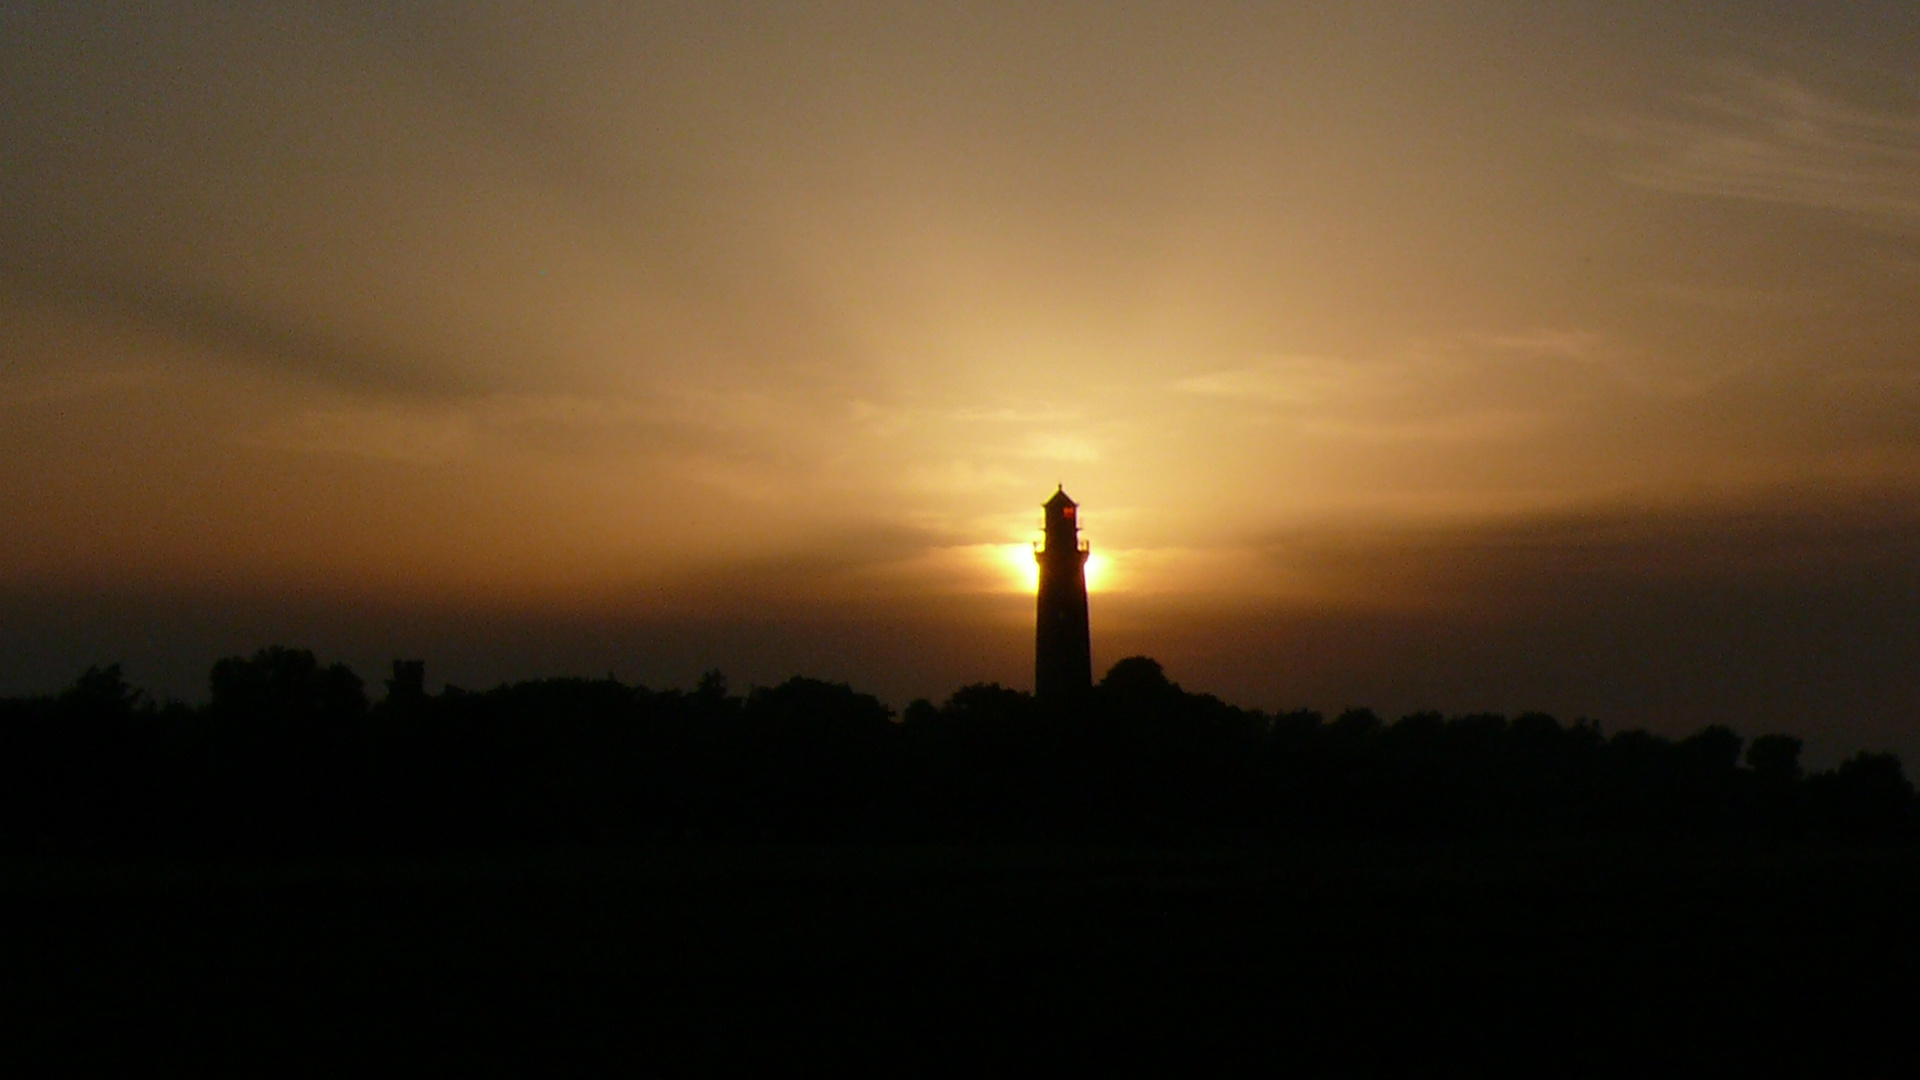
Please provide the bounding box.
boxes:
[6,3,1920,762]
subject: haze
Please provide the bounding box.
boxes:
[6,3,1920,763]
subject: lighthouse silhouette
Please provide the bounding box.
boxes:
[1034,486,1092,700]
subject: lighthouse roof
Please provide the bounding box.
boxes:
[1043,485,1077,510]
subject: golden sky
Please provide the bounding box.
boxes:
[5,3,1920,760]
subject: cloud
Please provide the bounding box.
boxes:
[0,257,475,398]
[1176,354,1362,406]
[1172,336,1628,447]
[1296,408,1549,446]
[948,405,1081,425]
[1019,434,1101,462]
[1261,483,1920,605]
[1612,67,1920,228]
[1110,482,1920,764]
[241,386,815,474]
[245,402,478,464]
[1470,330,1608,362]
[0,365,162,407]
[644,520,999,611]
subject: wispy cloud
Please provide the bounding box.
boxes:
[1297,408,1550,446]
[0,365,163,406]
[1175,354,1370,406]
[0,257,476,398]
[243,386,831,477]
[1173,334,1629,447]
[1613,67,1920,227]
[1469,330,1608,362]
[244,402,478,464]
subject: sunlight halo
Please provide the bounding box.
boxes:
[994,543,1109,594]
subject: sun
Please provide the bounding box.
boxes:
[1084,550,1110,592]
[996,543,1110,594]
[998,543,1041,593]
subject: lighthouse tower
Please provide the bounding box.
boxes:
[1035,486,1092,700]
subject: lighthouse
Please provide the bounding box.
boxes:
[1034,486,1092,700]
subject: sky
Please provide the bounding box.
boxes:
[5,2,1920,763]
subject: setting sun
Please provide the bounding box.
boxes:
[1084,551,1109,592]
[996,543,1109,594]
[998,544,1040,594]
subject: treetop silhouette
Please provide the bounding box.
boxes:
[0,647,1911,858]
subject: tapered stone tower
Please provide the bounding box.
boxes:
[1035,486,1092,700]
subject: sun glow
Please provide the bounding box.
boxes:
[995,543,1111,594]
[1084,550,1110,591]
[998,543,1041,593]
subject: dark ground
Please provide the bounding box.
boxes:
[4,840,1917,1071]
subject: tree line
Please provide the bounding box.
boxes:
[0,648,1911,858]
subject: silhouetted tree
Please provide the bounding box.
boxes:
[384,660,427,709]
[746,676,891,734]
[1748,735,1803,785]
[3,644,1917,855]
[1099,656,1175,700]
[1327,708,1384,751]
[210,647,367,720]
[1679,725,1744,774]
[58,664,148,717]
[1807,752,1916,837]
[939,683,1034,726]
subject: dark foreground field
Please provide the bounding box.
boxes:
[5,841,1917,1071]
